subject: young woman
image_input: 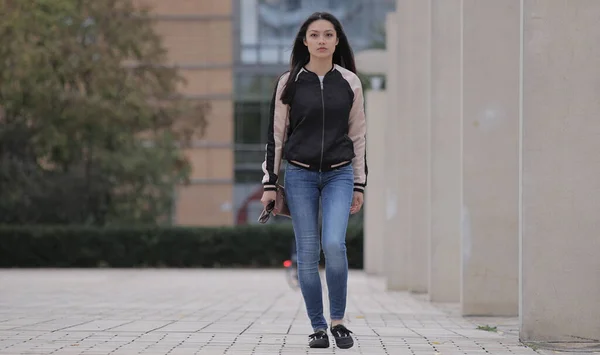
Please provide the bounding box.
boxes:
[260,12,367,349]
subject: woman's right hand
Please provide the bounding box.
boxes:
[261,190,277,214]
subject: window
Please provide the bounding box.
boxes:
[235,102,263,145]
[234,73,279,178]
[239,0,394,65]
[235,73,279,100]
[285,0,301,11]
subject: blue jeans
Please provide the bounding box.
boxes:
[284,163,354,331]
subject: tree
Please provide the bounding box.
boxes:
[0,0,209,225]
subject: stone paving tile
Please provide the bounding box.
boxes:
[0,269,553,354]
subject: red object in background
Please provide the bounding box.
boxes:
[283,260,293,268]
[235,185,265,225]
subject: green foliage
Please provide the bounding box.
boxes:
[0,0,208,225]
[477,325,498,332]
[0,224,364,269]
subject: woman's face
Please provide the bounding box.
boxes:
[303,19,339,59]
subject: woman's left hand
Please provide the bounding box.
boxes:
[350,191,364,214]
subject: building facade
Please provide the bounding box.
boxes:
[134,0,235,226]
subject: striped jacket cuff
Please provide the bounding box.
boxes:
[353,183,365,193]
[263,184,277,191]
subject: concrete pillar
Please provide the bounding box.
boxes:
[520,0,600,342]
[364,88,386,275]
[407,0,431,294]
[383,10,409,290]
[429,0,461,303]
[461,0,520,316]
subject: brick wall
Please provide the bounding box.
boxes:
[134,0,234,226]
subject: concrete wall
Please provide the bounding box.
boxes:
[364,89,387,275]
[371,0,600,342]
[383,10,410,290]
[429,0,461,303]
[461,0,520,316]
[520,0,600,342]
[407,0,431,294]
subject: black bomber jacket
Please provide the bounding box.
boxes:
[261,64,368,193]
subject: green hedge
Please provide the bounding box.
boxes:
[0,224,363,269]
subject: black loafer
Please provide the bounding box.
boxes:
[308,330,330,348]
[330,324,354,349]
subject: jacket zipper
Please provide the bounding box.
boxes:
[319,78,325,172]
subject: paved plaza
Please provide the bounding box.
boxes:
[0,269,567,354]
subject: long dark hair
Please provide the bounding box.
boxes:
[280,12,356,104]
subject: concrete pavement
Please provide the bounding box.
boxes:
[0,269,543,354]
